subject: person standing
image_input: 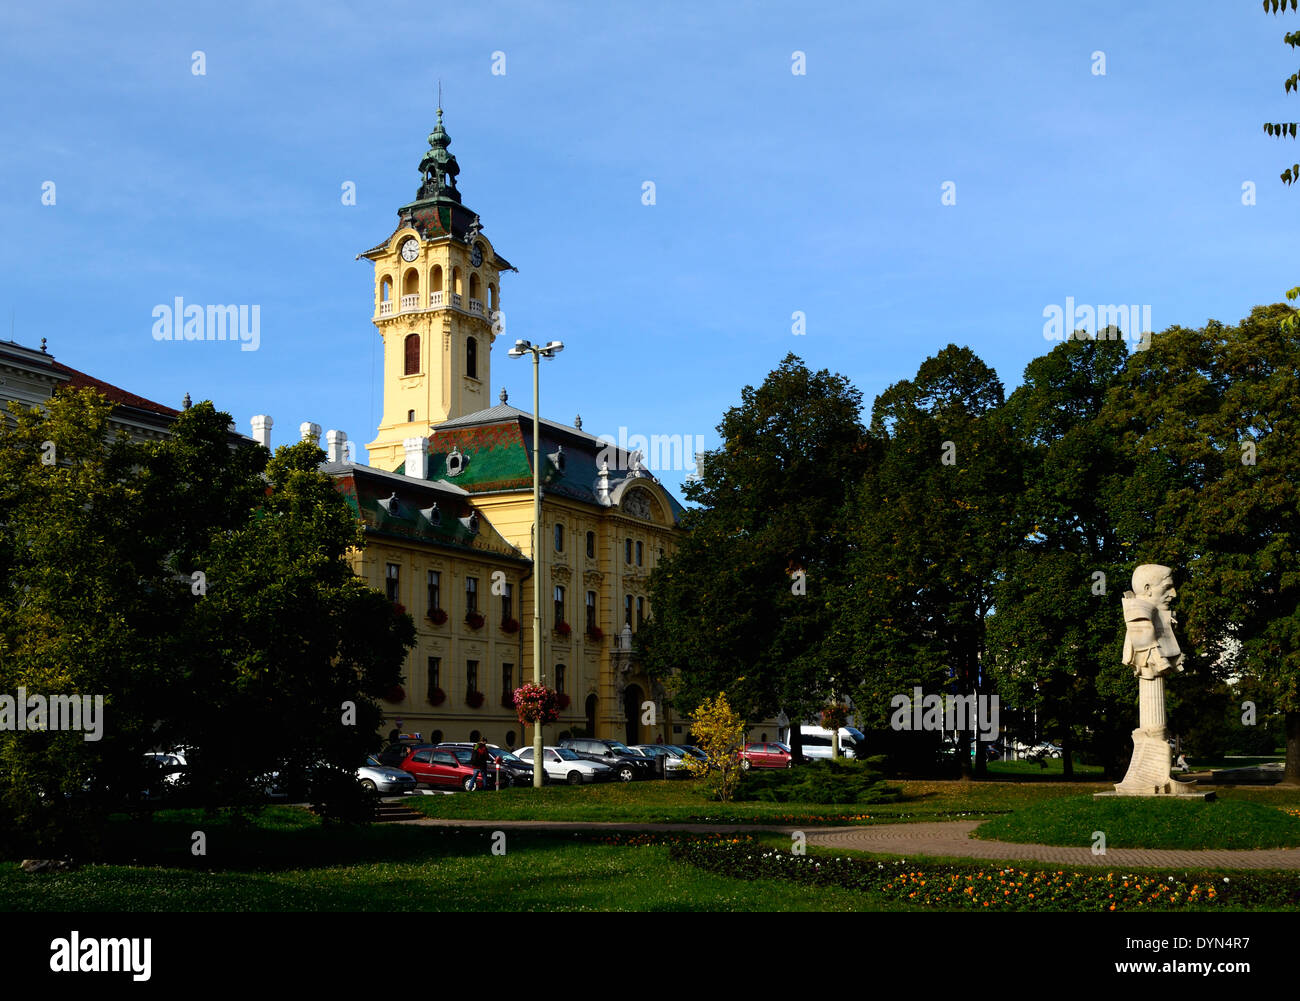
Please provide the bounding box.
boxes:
[470,739,490,791]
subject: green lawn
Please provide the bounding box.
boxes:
[985,759,1105,778]
[0,808,895,912]
[974,794,1300,850]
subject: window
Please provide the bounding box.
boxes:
[625,539,633,564]
[427,570,441,614]
[554,523,564,552]
[466,337,478,379]
[466,576,478,614]
[586,591,596,633]
[413,749,433,764]
[427,656,440,692]
[556,664,566,694]
[433,751,456,766]
[467,660,479,692]
[404,333,420,375]
[624,595,633,626]
[586,531,595,558]
[407,409,415,422]
[636,596,645,629]
[501,581,513,622]
[386,563,400,602]
[554,585,565,628]
[502,663,513,697]
[635,541,643,566]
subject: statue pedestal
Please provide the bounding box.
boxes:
[1094,726,1214,800]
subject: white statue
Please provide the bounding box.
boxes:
[1102,565,1211,799]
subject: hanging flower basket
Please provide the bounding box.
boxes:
[384,685,406,704]
[586,625,604,641]
[465,690,485,709]
[554,621,571,637]
[427,687,446,707]
[500,691,516,709]
[465,611,485,630]
[501,617,520,634]
[428,608,448,625]
[555,693,571,710]
[513,683,559,725]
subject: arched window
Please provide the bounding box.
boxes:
[430,264,443,293]
[489,284,498,311]
[380,276,393,301]
[466,337,478,379]
[402,269,419,296]
[404,333,420,375]
[469,273,480,301]
[452,267,463,297]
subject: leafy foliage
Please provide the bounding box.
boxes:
[681,693,747,802]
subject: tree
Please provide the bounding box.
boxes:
[0,391,415,855]
[1262,0,1300,322]
[1103,305,1300,783]
[680,692,747,802]
[835,345,1022,778]
[640,354,871,761]
[983,337,1142,778]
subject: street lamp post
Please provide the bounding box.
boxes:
[507,338,564,788]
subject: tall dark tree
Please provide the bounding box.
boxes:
[836,345,1021,778]
[983,337,1142,778]
[1103,305,1300,783]
[641,354,871,760]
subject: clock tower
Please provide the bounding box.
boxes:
[360,107,512,470]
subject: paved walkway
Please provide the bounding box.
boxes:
[401,816,1300,869]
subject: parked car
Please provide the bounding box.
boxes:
[391,745,488,791]
[358,754,418,794]
[629,744,691,778]
[512,746,612,784]
[738,741,800,770]
[437,743,537,787]
[558,738,657,782]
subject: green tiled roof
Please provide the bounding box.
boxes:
[325,462,526,562]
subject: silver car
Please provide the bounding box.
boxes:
[629,744,691,777]
[359,754,417,794]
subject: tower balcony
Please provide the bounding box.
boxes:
[451,293,463,308]
[400,294,419,312]
[430,290,443,307]
[470,298,483,315]
[379,301,394,316]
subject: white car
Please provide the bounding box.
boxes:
[358,754,417,794]
[512,746,612,785]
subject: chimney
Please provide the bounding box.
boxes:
[325,429,348,463]
[403,436,429,479]
[299,421,322,447]
[250,415,273,449]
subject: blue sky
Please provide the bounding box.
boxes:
[2,1,1296,496]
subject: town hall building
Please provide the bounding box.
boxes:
[276,109,688,748]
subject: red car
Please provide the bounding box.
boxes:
[738,741,797,770]
[393,745,486,791]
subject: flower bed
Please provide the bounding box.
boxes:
[666,838,1300,911]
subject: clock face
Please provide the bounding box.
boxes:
[470,243,483,268]
[400,238,419,262]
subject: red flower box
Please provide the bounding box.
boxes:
[501,691,516,709]
[555,693,571,710]
[384,685,406,704]
[427,686,446,707]
[586,625,604,641]
[554,621,571,637]
[465,690,485,709]
[428,608,448,625]
[501,617,520,634]
[465,611,485,630]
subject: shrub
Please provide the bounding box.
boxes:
[733,758,899,805]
